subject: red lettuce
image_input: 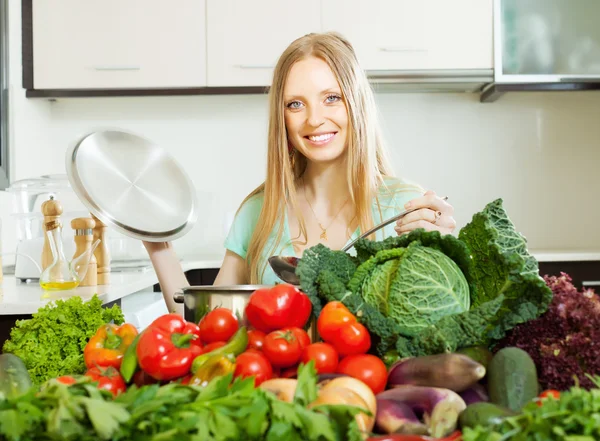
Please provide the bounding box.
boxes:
[495,272,600,391]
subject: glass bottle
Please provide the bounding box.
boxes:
[39,220,80,291]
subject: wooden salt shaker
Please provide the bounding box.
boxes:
[41,196,63,272]
[71,217,97,287]
[91,214,111,285]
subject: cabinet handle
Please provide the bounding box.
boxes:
[234,64,274,69]
[93,66,141,71]
[379,47,428,53]
[583,281,600,287]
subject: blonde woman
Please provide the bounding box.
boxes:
[145,32,456,314]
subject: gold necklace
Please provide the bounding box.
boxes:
[303,186,349,241]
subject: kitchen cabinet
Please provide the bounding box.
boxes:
[321,0,493,71]
[29,0,207,90]
[206,0,322,87]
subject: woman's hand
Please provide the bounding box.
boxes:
[395,190,456,236]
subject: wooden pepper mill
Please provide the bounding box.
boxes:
[41,196,63,272]
[91,214,111,285]
[71,217,97,287]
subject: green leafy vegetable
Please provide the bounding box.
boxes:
[462,376,600,441]
[0,361,364,440]
[2,295,124,385]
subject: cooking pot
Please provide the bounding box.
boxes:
[173,285,318,342]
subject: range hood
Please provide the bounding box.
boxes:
[480,0,600,102]
[367,70,494,94]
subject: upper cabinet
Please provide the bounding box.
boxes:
[205,0,322,87]
[30,0,207,90]
[322,0,493,72]
[495,0,600,81]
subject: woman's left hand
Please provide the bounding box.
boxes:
[395,190,456,236]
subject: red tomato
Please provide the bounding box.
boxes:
[199,308,239,344]
[201,341,227,354]
[263,330,302,368]
[331,322,371,356]
[132,369,160,387]
[280,366,298,379]
[56,375,77,385]
[301,342,339,374]
[317,301,356,343]
[247,329,267,351]
[337,354,388,395]
[85,366,127,398]
[282,327,310,350]
[245,284,312,333]
[233,351,273,386]
[537,389,561,406]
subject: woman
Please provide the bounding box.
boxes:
[145,32,456,314]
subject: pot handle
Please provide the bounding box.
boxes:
[173,292,185,304]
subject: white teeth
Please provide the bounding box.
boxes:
[308,133,334,142]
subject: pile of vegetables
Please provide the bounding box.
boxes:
[2,295,124,385]
[297,198,554,362]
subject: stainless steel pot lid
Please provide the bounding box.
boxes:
[65,130,198,242]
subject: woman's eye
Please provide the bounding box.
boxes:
[326,94,341,103]
[286,101,303,109]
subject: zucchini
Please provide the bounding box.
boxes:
[487,347,538,411]
[0,353,33,399]
[459,402,517,429]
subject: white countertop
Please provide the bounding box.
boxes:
[531,251,600,262]
[0,258,222,316]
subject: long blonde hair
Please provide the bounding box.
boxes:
[243,32,396,283]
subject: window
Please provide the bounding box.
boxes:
[0,0,8,189]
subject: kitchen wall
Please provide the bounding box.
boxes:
[2,1,600,265]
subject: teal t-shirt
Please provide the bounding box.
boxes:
[224,178,425,285]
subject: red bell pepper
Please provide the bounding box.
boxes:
[84,323,139,370]
[136,313,203,381]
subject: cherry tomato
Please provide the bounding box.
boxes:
[317,301,356,343]
[301,342,339,374]
[199,308,239,344]
[201,341,227,354]
[85,366,127,398]
[537,389,561,406]
[247,329,267,351]
[233,351,273,386]
[282,327,310,350]
[56,375,77,385]
[280,366,298,379]
[263,330,302,368]
[337,354,388,395]
[331,322,371,356]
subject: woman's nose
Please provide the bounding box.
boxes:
[306,105,325,127]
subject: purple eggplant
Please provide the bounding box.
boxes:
[375,398,429,435]
[459,383,490,405]
[377,385,466,438]
[387,353,486,392]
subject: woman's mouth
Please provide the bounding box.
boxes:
[304,132,337,146]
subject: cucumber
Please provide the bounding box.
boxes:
[0,353,33,399]
[487,347,538,412]
[457,345,494,370]
[459,402,517,429]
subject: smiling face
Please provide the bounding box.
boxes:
[283,56,349,165]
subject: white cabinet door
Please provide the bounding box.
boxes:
[322,0,493,71]
[32,0,206,89]
[206,0,322,87]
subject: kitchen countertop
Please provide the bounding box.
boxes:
[531,251,600,262]
[0,258,223,315]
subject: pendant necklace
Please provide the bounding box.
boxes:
[304,186,349,241]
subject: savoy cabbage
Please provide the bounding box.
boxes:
[297,198,553,360]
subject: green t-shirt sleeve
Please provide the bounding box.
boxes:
[376,178,426,239]
[223,195,264,259]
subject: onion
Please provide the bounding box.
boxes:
[310,386,374,433]
[320,376,377,417]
